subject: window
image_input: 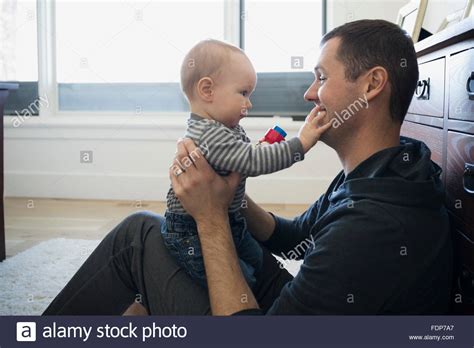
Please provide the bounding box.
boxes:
[0,0,39,116]
[56,0,225,112]
[243,0,322,73]
[2,0,325,117]
[243,0,324,117]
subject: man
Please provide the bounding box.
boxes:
[43,19,452,316]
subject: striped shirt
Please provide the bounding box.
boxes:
[167,113,305,213]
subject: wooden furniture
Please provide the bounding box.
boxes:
[0,83,19,262]
[401,18,474,314]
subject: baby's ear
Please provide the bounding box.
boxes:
[196,77,214,102]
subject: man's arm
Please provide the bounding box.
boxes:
[241,192,324,257]
[196,213,260,315]
[240,194,275,242]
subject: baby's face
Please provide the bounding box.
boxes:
[210,53,257,128]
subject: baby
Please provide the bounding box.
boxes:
[163,39,330,289]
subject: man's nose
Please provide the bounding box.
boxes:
[304,81,319,103]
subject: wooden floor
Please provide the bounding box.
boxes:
[4,197,308,259]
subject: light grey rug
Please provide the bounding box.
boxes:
[0,238,302,315]
[0,238,100,315]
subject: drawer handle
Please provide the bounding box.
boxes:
[467,72,474,99]
[464,163,474,195]
[415,78,430,99]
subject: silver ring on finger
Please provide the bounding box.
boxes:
[174,168,184,177]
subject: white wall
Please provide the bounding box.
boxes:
[327,0,468,34]
[422,0,469,34]
[327,0,409,29]
[4,115,342,204]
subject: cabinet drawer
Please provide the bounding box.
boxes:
[401,121,443,168]
[408,58,445,118]
[446,131,474,241]
[449,48,474,122]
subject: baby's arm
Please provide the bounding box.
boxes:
[200,126,303,177]
[198,107,329,177]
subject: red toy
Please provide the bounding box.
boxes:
[259,125,287,144]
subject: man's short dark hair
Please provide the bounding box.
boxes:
[321,19,419,124]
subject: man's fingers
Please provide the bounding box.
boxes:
[170,159,184,174]
[175,138,192,168]
[180,137,199,154]
[180,138,209,171]
[169,163,181,193]
[175,138,206,176]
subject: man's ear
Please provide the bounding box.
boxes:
[196,77,214,102]
[363,66,388,102]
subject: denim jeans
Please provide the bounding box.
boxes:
[162,211,263,289]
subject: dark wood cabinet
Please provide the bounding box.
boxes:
[0,83,19,262]
[401,18,474,314]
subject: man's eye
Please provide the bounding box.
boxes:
[318,76,327,84]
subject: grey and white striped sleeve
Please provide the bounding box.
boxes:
[199,125,305,177]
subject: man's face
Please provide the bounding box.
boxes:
[210,53,257,128]
[304,37,366,143]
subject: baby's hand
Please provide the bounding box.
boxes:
[298,106,332,153]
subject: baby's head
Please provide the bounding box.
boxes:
[181,39,257,128]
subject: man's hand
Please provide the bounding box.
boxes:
[298,105,332,153]
[169,138,240,224]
